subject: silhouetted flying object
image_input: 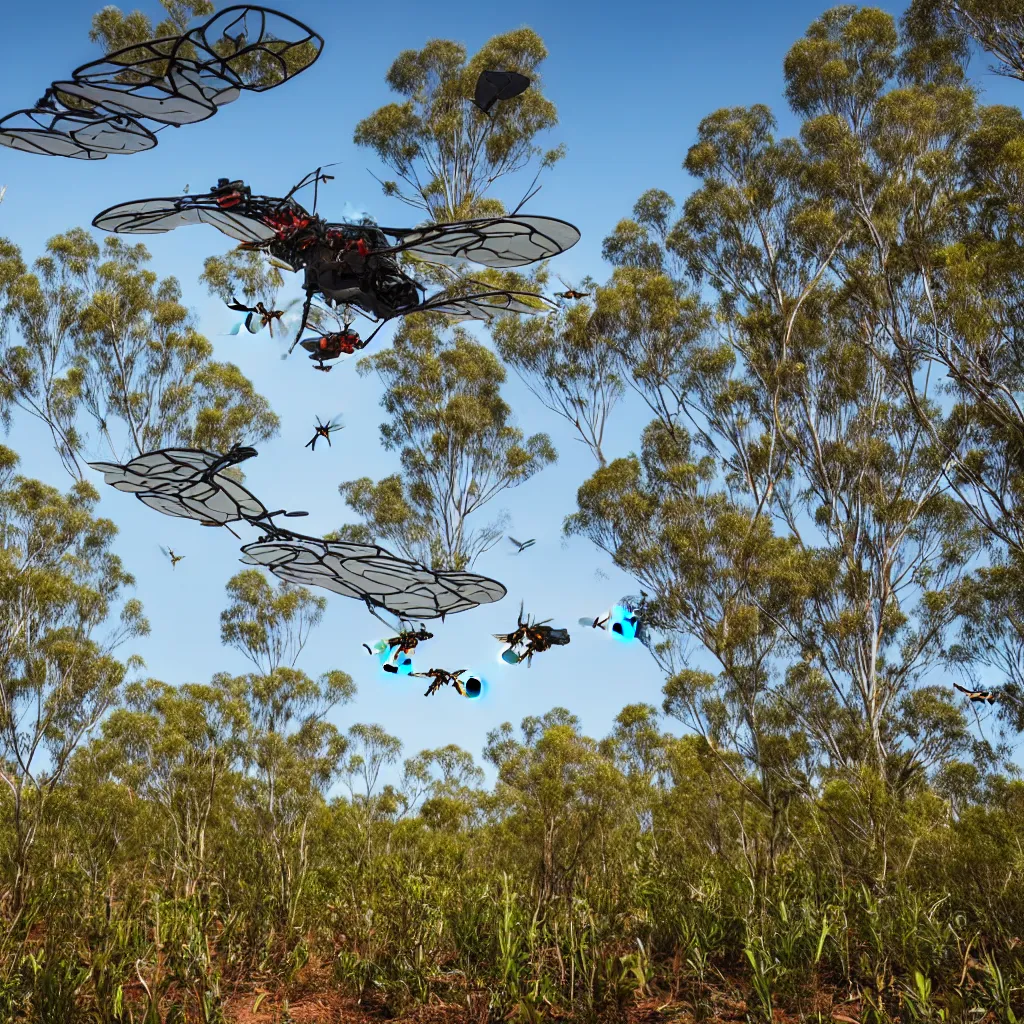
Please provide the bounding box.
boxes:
[305,415,344,451]
[508,536,535,553]
[954,682,997,704]
[473,70,530,114]
[160,546,185,568]
[495,601,570,666]
[413,667,469,698]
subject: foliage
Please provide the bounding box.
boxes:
[354,29,563,220]
[0,231,279,480]
[5,6,1024,1023]
[338,315,556,570]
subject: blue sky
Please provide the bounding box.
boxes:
[1,0,1020,787]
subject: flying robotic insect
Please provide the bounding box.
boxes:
[225,296,291,336]
[363,623,434,675]
[413,667,471,698]
[495,602,570,666]
[0,6,323,160]
[92,166,580,357]
[580,592,656,649]
[299,305,368,371]
[305,415,344,452]
[553,277,591,301]
[508,536,535,554]
[89,444,310,539]
[160,546,185,569]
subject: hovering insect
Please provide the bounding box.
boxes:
[92,169,580,356]
[583,593,657,649]
[953,682,997,704]
[0,7,323,160]
[494,602,570,666]
[226,297,288,336]
[473,69,531,114]
[305,415,344,451]
[508,536,536,554]
[300,329,368,370]
[363,623,434,674]
[298,306,367,370]
[414,667,470,698]
[160,546,185,568]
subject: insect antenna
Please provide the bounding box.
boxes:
[511,168,543,216]
[282,163,340,206]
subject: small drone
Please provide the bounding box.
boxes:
[508,536,535,554]
[495,602,570,666]
[226,297,289,336]
[580,593,656,648]
[363,623,434,674]
[299,306,367,370]
[413,667,470,697]
[305,415,344,451]
[160,546,185,568]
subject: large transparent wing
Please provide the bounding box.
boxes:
[89,449,226,493]
[52,37,233,126]
[240,538,507,618]
[0,106,156,159]
[382,215,581,268]
[178,5,325,91]
[87,448,264,522]
[409,289,556,323]
[92,194,279,242]
[136,474,266,524]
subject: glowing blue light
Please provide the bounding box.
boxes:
[376,641,414,676]
[609,605,639,643]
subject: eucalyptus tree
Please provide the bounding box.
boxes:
[484,708,627,901]
[335,31,563,569]
[219,571,354,930]
[98,677,247,898]
[338,316,556,569]
[199,249,286,314]
[0,446,148,912]
[908,0,1024,84]
[88,0,215,51]
[338,722,403,869]
[568,7,984,813]
[0,231,279,481]
[492,278,624,467]
[354,30,563,222]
